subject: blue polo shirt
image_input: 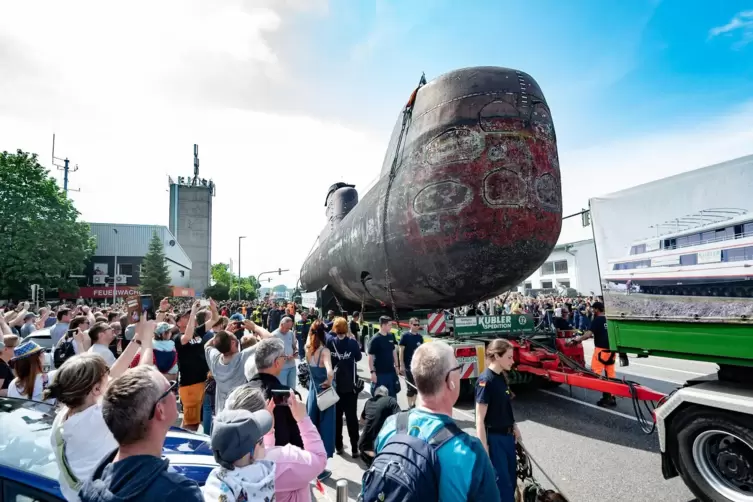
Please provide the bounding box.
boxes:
[374,409,501,502]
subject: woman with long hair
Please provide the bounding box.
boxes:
[475,338,521,502]
[329,316,362,456]
[0,334,19,397]
[7,340,56,403]
[305,320,335,481]
[43,319,154,502]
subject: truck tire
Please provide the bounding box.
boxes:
[674,408,753,502]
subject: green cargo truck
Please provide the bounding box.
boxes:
[590,154,753,502]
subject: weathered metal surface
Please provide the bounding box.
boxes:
[301,66,562,309]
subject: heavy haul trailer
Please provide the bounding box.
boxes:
[590,154,753,502]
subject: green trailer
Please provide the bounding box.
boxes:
[590,154,753,502]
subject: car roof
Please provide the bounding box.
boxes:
[24,328,52,339]
[0,397,216,488]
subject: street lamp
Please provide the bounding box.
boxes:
[112,228,119,306]
[238,236,247,301]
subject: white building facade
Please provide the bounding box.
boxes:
[519,239,602,295]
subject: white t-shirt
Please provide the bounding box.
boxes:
[7,370,57,404]
[88,344,116,367]
[51,404,118,502]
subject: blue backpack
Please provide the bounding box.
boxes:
[360,411,461,502]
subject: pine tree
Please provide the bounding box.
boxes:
[140,231,172,299]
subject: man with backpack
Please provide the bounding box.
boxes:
[361,341,500,502]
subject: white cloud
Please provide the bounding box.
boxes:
[708,10,753,47]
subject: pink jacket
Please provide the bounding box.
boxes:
[264,416,327,502]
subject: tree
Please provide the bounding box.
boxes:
[140,231,172,299]
[0,150,95,299]
[210,263,260,301]
[211,263,234,286]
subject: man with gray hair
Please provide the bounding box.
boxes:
[272,316,297,388]
[79,366,203,502]
[246,338,303,448]
[364,341,500,501]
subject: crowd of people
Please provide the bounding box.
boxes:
[0,294,585,502]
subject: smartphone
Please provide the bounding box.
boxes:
[126,295,156,322]
[199,299,210,308]
[271,389,291,406]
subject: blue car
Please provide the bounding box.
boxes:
[0,397,217,501]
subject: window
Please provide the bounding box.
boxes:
[524,282,532,290]
[179,270,185,277]
[558,280,570,288]
[554,260,568,274]
[745,223,753,237]
[723,248,746,262]
[541,281,553,289]
[118,263,134,276]
[630,244,646,255]
[4,481,61,502]
[679,254,698,266]
[540,262,554,275]
[687,233,701,245]
[701,231,715,243]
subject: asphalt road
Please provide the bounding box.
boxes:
[192,340,715,501]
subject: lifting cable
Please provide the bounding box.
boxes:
[380,72,427,324]
[521,335,657,435]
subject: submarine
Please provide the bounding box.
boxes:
[300,66,562,312]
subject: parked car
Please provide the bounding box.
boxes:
[22,328,55,371]
[0,397,216,501]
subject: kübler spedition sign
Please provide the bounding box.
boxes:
[453,314,535,337]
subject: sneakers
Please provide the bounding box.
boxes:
[317,470,332,482]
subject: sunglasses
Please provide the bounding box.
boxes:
[149,380,178,420]
[411,324,420,327]
[445,365,462,383]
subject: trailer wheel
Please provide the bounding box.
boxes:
[675,409,753,502]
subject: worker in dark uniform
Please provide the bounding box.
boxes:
[475,338,521,502]
[295,310,312,361]
[571,301,615,407]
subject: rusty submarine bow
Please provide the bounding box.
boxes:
[300,66,563,313]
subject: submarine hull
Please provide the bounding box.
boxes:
[301,66,562,310]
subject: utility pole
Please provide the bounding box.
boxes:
[52,134,80,195]
[238,236,247,301]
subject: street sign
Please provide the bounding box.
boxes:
[454,314,535,337]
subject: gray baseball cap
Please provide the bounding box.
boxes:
[210,408,273,470]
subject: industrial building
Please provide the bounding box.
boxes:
[168,144,215,295]
[60,223,194,301]
[518,239,602,296]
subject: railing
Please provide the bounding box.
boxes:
[631,230,753,255]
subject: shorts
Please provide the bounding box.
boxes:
[178,382,205,426]
[591,347,616,379]
[405,370,417,397]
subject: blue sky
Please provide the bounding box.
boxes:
[1,0,752,285]
[280,0,753,148]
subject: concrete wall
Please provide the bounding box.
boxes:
[518,239,602,295]
[170,184,213,294]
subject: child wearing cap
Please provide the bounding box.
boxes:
[202,408,276,502]
[128,322,178,377]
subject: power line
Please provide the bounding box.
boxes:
[51,133,80,194]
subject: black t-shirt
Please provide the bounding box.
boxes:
[0,359,13,390]
[328,336,362,393]
[591,315,609,349]
[368,333,397,374]
[358,395,401,452]
[475,368,515,429]
[247,373,303,449]
[398,332,423,370]
[173,333,209,387]
[349,320,360,337]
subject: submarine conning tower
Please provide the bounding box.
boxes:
[322,182,359,240]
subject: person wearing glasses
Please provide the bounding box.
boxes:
[43,318,155,502]
[369,341,500,502]
[79,360,203,501]
[475,339,521,502]
[398,317,424,409]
